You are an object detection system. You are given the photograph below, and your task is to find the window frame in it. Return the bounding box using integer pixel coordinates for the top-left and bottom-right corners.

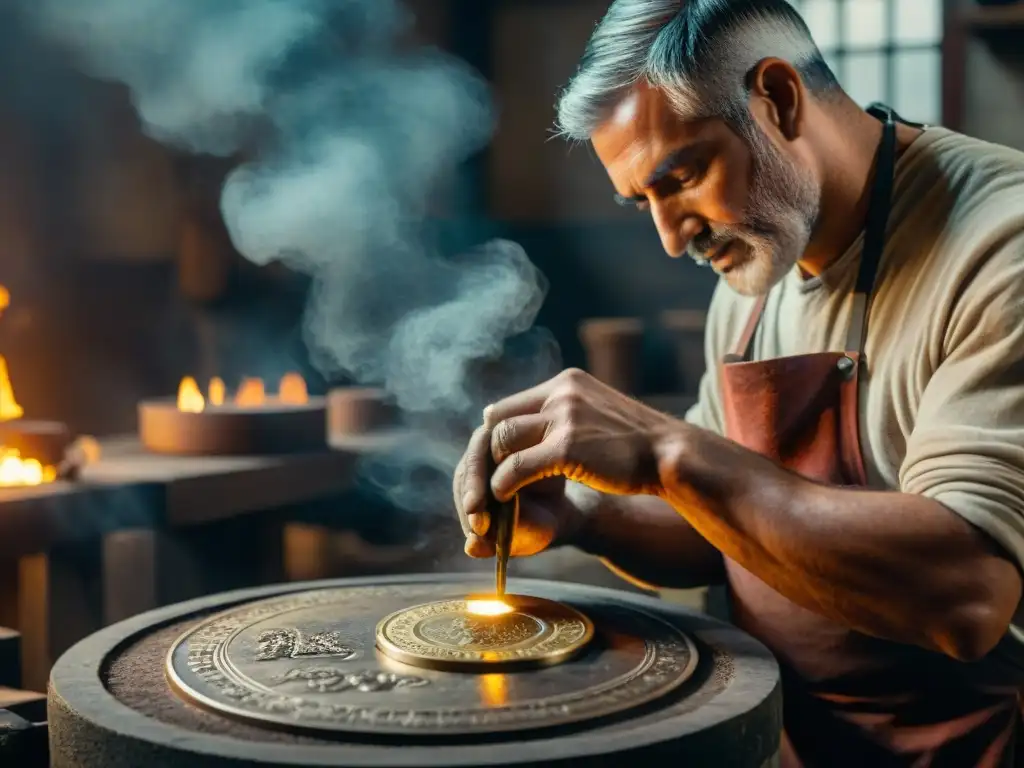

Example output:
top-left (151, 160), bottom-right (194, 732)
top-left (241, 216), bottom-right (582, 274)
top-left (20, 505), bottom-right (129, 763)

top-left (790, 0), bottom-right (944, 125)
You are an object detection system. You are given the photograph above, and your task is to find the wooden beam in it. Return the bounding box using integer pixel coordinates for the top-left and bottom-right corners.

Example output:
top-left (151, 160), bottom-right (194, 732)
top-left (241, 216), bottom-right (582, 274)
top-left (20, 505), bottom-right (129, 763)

top-left (0, 482), bottom-right (158, 562)
top-left (80, 438), bottom-right (357, 527)
top-left (103, 515), bottom-right (287, 626)
top-left (960, 4), bottom-right (1024, 31)
top-left (101, 530), bottom-right (163, 625)
top-left (18, 545), bottom-right (103, 692)
top-left (942, 0), bottom-right (967, 132)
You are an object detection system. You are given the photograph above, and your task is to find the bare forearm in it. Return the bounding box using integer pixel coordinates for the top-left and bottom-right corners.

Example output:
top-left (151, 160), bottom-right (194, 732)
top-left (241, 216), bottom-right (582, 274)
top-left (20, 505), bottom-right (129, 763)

top-left (564, 484), bottom-right (725, 591)
top-left (655, 431), bottom-right (1022, 660)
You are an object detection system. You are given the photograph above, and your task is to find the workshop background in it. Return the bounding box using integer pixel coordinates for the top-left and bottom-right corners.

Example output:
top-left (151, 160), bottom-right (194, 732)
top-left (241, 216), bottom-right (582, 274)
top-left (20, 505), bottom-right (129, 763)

top-left (0, 0), bottom-right (1018, 717)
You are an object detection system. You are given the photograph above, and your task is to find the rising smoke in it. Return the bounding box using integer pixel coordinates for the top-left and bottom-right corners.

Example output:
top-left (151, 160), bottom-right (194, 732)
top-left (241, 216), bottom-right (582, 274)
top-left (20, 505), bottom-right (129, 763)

top-left (20, 0), bottom-right (559, 512)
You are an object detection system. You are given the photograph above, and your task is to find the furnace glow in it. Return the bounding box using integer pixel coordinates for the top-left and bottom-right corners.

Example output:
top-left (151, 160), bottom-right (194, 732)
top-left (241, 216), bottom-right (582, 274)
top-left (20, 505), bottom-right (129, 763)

top-left (0, 286), bottom-right (57, 486)
top-left (0, 286), bottom-right (22, 422)
top-left (0, 449), bottom-right (56, 486)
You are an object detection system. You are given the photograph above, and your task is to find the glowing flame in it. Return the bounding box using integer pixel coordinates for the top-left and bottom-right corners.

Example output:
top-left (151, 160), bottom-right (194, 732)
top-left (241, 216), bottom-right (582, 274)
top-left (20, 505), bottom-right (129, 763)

top-left (0, 447), bottom-right (56, 487)
top-left (208, 377), bottom-right (225, 406)
top-left (278, 372), bottom-right (308, 405)
top-left (0, 357), bottom-right (23, 422)
top-left (177, 377), bottom-right (205, 413)
top-left (0, 285), bottom-right (55, 486)
top-left (176, 373), bottom-right (310, 410)
top-left (465, 600), bottom-right (513, 616)
top-left (235, 377), bottom-right (265, 406)
top-left (0, 286), bottom-right (23, 422)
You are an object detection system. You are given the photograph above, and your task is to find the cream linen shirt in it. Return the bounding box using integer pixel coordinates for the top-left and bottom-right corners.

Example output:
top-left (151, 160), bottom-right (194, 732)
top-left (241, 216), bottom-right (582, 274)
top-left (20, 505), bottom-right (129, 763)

top-left (686, 127), bottom-right (1024, 647)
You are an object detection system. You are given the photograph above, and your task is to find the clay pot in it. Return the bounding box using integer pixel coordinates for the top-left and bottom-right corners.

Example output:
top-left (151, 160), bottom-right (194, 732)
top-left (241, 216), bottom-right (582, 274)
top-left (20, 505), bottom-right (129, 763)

top-left (0, 419), bottom-right (71, 466)
top-left (578, 317), bottom-right (644, 395)
top-left (327, 387), bottom-right (398, 436)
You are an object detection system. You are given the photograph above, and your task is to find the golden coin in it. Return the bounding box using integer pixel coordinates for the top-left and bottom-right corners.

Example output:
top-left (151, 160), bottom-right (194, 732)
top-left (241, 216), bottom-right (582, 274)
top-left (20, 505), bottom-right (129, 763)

top-left (375, 594), bottom-right (594, 672)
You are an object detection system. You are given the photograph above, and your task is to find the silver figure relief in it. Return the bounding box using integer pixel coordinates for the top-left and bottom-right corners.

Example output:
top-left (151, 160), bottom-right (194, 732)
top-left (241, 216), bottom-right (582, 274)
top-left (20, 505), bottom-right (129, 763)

top-left (255, 628), bottom-right (356, 662)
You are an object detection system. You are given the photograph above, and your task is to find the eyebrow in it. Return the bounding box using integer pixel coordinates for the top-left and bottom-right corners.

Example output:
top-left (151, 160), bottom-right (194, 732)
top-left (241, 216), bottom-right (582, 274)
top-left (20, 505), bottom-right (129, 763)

top-left (613, 142), bottom-right (708, 206)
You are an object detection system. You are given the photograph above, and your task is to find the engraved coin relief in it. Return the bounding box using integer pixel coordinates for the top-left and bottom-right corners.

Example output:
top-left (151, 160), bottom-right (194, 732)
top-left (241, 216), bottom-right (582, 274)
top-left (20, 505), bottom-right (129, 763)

top-left (255, 628), bottom-right (355, 661)
top-left (273, 667), bottom-right (428, 694)
top-left (166, 584), bottom-right (699, 736)
top-left (417, 613), bottom-right (542, 649)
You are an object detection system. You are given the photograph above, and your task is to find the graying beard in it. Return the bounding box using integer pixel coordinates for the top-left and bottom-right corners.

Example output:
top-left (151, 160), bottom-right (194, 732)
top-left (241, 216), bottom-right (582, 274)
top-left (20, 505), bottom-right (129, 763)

top-left (693, 123), bottom-right (818, 295)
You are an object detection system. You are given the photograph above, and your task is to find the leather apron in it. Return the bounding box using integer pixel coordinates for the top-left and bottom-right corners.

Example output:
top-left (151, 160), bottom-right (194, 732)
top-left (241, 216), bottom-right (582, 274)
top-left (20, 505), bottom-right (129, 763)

top-left (719, 106), bottom-right (1022, 767)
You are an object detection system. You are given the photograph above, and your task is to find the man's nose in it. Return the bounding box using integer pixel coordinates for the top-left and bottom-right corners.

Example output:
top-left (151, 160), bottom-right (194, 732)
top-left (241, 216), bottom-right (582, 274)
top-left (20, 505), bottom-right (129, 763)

top-left (651, 202), bottom-right (702, 259)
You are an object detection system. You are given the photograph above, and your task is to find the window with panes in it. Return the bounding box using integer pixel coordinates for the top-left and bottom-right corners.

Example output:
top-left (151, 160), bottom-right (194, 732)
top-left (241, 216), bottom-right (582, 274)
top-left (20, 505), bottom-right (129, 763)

top-left (787, 0), bottom-right (944, 126)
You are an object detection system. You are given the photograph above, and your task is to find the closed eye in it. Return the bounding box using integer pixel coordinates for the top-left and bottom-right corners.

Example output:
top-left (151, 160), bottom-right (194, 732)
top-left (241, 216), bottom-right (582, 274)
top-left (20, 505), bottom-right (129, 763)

top-left (612, 144), bottom-right (711, 212)
top-left (618, 168), bottom-right (705, 213)
top-left (654, 162), bottom-right (707, 197)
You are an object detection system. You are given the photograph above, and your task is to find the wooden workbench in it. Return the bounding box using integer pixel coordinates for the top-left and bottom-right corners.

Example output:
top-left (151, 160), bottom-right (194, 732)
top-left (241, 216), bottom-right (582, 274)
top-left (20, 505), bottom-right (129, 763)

top-left (0, 433), bottom-right (402, 691)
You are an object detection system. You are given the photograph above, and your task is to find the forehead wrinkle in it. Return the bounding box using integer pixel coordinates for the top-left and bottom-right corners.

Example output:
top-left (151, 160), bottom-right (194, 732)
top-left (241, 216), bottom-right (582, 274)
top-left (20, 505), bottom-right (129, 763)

top-left (611, 140), bottom-right (655, 199)
top-left (625, 141), bottom-right (647, 171)
top-left (602, 141), bottom-right (646, 201)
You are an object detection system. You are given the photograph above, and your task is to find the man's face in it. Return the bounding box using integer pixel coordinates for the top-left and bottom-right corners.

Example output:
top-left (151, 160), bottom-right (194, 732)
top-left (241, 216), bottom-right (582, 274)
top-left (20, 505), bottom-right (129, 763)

top-left (591, 84), bottom-right (820, 296)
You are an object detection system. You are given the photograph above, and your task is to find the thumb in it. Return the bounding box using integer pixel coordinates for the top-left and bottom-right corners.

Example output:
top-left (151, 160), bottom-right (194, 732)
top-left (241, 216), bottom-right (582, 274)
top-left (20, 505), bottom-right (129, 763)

top-left (509, 500), bottom-right (559, 557)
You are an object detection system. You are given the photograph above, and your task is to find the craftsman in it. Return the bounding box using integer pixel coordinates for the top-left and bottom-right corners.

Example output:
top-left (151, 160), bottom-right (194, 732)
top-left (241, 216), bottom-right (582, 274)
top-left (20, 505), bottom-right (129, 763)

top-left (452, 1), bottom-right (1024, 765)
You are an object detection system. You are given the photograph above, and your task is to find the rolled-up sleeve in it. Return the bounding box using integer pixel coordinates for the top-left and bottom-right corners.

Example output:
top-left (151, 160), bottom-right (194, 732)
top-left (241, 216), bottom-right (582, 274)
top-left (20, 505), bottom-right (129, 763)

top-left (900, 237), bottom-right (1024, 576)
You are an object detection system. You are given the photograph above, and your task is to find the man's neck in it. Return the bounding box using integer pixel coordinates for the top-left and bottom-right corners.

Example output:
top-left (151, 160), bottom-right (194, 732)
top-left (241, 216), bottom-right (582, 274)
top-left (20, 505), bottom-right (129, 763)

top-left (798, 107), bottom-right (923, 277)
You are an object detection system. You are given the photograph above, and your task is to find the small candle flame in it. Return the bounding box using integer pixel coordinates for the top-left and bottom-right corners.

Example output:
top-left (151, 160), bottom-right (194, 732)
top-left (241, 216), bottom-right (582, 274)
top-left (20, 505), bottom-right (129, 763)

top-left (278, 372), bottom-right (308, 405)
top-left (177, 376), bottom-right (204, 413)
top-left (208, 377), bottom-right (226, 406)
top-left (234, 377), bottom-right (265, 407)
top-left (465, 599), bottom-right (513, 616)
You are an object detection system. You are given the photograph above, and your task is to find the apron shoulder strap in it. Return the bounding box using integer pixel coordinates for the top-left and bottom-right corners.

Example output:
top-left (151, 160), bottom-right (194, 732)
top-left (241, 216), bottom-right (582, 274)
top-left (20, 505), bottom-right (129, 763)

top-left (846, 106), bottom-right (898, 354)
top-left (730, 295), bottom-right (767, 361)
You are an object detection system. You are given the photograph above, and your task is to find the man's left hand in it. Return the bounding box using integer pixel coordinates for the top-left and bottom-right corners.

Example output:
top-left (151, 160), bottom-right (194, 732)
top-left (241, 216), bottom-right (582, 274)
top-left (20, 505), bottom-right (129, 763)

top-left (483, 368), bottom-right (679, 500)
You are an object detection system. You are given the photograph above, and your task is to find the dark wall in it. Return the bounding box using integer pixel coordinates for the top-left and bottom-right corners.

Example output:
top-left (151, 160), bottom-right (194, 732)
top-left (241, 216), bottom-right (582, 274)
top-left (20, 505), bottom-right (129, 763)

top-left (952, 0), bottom-right (1024, 151)
top-left (0, 0), bottom-right (714, 438)
top-left (0, 8), bottom-right (186, 435)
top-left (0, 6), bottom-right (322, 436)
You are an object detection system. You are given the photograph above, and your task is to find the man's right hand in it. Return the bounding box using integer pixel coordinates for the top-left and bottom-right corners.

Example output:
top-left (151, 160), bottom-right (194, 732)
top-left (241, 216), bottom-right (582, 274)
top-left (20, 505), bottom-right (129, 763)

top-left (452, 424), bottom-right (587, 559)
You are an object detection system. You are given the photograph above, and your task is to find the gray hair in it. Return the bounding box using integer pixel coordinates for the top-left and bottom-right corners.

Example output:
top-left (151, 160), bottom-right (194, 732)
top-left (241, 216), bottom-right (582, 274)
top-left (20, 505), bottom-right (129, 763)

top-left (556, 0), bottom-right (840, 140)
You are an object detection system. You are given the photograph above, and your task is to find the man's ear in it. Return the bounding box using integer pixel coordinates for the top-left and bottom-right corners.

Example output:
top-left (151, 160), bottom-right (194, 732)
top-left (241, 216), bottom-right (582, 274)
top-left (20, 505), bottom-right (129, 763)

top-left (746, 58), bottom-right (804, 141)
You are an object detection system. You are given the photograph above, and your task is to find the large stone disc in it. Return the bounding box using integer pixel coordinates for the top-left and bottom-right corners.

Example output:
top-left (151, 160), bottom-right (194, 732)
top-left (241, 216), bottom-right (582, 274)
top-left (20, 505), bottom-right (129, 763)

top-left (166, 584), bottom-right (695, 735)
top-left (48, 575), bottom-right (783, 768)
